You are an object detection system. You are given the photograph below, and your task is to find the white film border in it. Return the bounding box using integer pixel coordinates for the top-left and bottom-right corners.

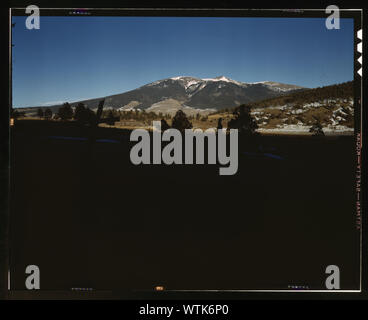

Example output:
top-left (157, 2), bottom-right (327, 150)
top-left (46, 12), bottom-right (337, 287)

top-left (357, 29), bottom-right (362, 76)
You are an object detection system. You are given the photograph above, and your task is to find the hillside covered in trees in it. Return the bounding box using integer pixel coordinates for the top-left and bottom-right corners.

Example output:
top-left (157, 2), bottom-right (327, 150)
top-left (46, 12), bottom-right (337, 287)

top-left (210, 81), bottom-right (354, 134)
top-left (247, 81), bottom-right (353, 108)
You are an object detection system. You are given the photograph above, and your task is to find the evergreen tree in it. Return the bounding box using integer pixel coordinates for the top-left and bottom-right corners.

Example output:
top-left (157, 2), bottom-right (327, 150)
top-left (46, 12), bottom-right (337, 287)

top-left (58, 103), bottom-right (73, 120)
top-left (227, 104), bottom-right (258, 135)
top-left (11, 108), bottom-right (22, 119)
top-left (309, 121), bottom-right (325, 136)
top-left (106, 110), bottom-right (116, 126)
top-left (171, 110), bottom-right (192, 131)
top-left (74, 103), bottom-right (86, 122)
top-left (85, 108), bottom-right (97, 126)
top-left (160, 118), bottom-right (170, 131)
top-left (44, 108), bottom-right (52, 120)
top-left (217, 117), bottom-right (223, 130)
top-left (37, 108), bottom-right (44, 118)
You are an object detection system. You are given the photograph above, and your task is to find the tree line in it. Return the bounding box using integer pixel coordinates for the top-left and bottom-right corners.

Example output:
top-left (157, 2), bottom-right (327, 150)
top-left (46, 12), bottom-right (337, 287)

top-left (249, 81), bottom-right (353, 108)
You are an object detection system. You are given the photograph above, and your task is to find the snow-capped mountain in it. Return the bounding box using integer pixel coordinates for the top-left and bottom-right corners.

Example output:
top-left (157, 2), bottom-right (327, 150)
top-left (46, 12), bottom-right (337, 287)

top-left (147, 76), bottom-right (302, 97)
top-left (29, 76), bottom-right (305, 112)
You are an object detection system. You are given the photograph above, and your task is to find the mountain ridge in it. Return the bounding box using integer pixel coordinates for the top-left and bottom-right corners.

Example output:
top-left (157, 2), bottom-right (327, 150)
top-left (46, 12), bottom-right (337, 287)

top-left (18, 76), bottom-right (306, 112)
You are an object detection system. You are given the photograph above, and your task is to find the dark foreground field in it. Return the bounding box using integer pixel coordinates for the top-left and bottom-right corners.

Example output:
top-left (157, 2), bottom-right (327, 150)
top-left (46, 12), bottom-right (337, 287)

top-left (9, 120), bottom-right (360, 295)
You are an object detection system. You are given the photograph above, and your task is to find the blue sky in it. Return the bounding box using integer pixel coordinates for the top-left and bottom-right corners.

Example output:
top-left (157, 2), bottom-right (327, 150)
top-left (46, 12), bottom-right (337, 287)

top-left (12, 16), bottom-right (354, 107)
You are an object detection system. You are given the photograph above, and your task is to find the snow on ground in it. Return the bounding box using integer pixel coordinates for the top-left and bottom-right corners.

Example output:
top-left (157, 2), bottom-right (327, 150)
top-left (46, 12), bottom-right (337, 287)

top-left (257, 124), bottom-right (353, 135)
top-left (323, 125), bottom-right (354, 133)
top-left (203, 76), bottom-right (231, 82)
top-left (202, 76), bottom-right (245, 86)
top-left (333, 107), bottom-right (348, 116)
top-left (183, 80), bottom-right (201, 90)
top-left (290, 109), bottom-right (305, 114)
top-left (303, 102), bottom-right (323, 108)
top-left (257, 125), bottom-right (310, 133)
top-left (251, 98), bottom-right (354, 135)
top-left (248, 81), bottom-right (268, 84)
